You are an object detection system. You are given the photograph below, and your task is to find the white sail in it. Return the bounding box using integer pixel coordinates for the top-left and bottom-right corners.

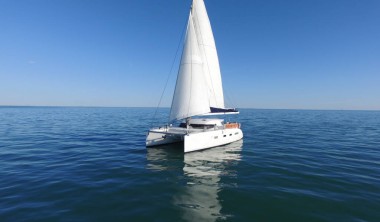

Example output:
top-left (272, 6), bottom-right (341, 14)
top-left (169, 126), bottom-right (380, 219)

top-left (146, 0), bottom-right (243, 152)
top-left (169, 13), bottom-right (210, 122)
top-left (192, 0), bottom-right (225, 108)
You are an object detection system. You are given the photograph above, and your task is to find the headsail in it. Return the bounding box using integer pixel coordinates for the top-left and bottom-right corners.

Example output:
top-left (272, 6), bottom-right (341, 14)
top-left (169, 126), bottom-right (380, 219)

top-left (192, 0), bottom-right (225, 109)
top-left (169, 13), bottom-right (210, 122)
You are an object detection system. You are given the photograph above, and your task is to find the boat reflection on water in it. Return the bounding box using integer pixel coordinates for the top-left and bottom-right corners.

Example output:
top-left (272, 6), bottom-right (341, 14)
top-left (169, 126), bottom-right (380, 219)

top-left (183, 140), bottom-right (243, 177)
top-left (146, 140), bottom-right (243, 221)
top-left (146, 143), bottom-right (185, 171)
top-left (176, 140), bottom-right (243, 221)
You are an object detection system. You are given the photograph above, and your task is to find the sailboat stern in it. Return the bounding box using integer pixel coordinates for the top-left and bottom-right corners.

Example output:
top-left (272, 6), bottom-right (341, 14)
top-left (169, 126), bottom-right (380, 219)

top-left (146, 127), bottom-right (184, 147)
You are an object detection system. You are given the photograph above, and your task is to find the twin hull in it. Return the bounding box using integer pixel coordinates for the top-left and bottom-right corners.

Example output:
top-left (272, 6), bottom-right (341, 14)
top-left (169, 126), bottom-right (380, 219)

top-left (146, 128), bottom-right (243, 153)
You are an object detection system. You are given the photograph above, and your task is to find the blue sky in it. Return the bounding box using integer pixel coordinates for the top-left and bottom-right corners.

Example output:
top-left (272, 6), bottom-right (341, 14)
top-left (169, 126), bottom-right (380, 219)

top-left (1, 0), bottom-right (379, 110)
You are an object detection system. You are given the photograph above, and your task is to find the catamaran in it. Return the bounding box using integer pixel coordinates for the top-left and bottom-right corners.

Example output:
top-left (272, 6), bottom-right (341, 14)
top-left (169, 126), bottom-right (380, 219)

top-left (146, 0), bottom-right (243, 152)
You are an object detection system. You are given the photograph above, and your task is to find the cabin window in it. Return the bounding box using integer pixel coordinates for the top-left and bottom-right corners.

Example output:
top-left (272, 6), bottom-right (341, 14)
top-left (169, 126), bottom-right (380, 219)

top-left (229, 134), bottom-right (232, 136)
top-left (235, 132), bottom-right (239, 135)
top-left (189, 124), bottom-right (215, 129)
top-left (223, 135), bottom-right (226, 137)
top-left (214, 136), bottom-right (218, 139)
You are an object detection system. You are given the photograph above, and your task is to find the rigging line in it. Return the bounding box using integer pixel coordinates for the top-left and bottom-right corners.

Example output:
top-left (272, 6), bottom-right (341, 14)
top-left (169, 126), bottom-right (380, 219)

top-left (169, 11), bottom-right (191, 123)
top-left (224, 87), bottom-right (237, 109)
top-left (150, 16), bottom-right (188, 127)
top-left (187, 12), bottom-right (193, 122)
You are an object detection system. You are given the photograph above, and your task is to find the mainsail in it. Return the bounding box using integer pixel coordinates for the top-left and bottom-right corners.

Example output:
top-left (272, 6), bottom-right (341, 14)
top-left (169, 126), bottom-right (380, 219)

top-left (170, 13), bottom-right (210, 121)
top-left (191, 0), bottom-right (224, 109)
top-left (170, 0), bottom-right (237, 122)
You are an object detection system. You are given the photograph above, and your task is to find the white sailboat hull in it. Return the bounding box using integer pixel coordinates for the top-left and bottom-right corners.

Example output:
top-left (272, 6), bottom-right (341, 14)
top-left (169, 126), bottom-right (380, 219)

top-left (146, 127), bottom-right (243, 153)
top-left (184, 128), bottom-right (243, 152)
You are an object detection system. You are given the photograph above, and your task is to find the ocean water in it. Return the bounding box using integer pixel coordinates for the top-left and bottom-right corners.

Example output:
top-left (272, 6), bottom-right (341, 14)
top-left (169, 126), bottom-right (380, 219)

top-left (0, 107), bottom-right (379, 222)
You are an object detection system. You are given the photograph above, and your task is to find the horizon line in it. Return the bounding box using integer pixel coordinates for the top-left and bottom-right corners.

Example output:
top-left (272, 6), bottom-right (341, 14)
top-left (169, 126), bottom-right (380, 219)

top-left (0, 105), bottom-right (379, 112)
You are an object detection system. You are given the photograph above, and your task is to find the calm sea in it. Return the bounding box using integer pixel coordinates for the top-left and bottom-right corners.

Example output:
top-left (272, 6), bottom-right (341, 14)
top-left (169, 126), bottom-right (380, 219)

top-left (0, 107), bottom-right (379, 222)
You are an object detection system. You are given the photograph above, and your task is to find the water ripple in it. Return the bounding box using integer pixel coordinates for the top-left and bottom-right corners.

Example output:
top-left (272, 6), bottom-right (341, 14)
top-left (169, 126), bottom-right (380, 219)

top-left (0, 107), bottom-right (379, 221)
